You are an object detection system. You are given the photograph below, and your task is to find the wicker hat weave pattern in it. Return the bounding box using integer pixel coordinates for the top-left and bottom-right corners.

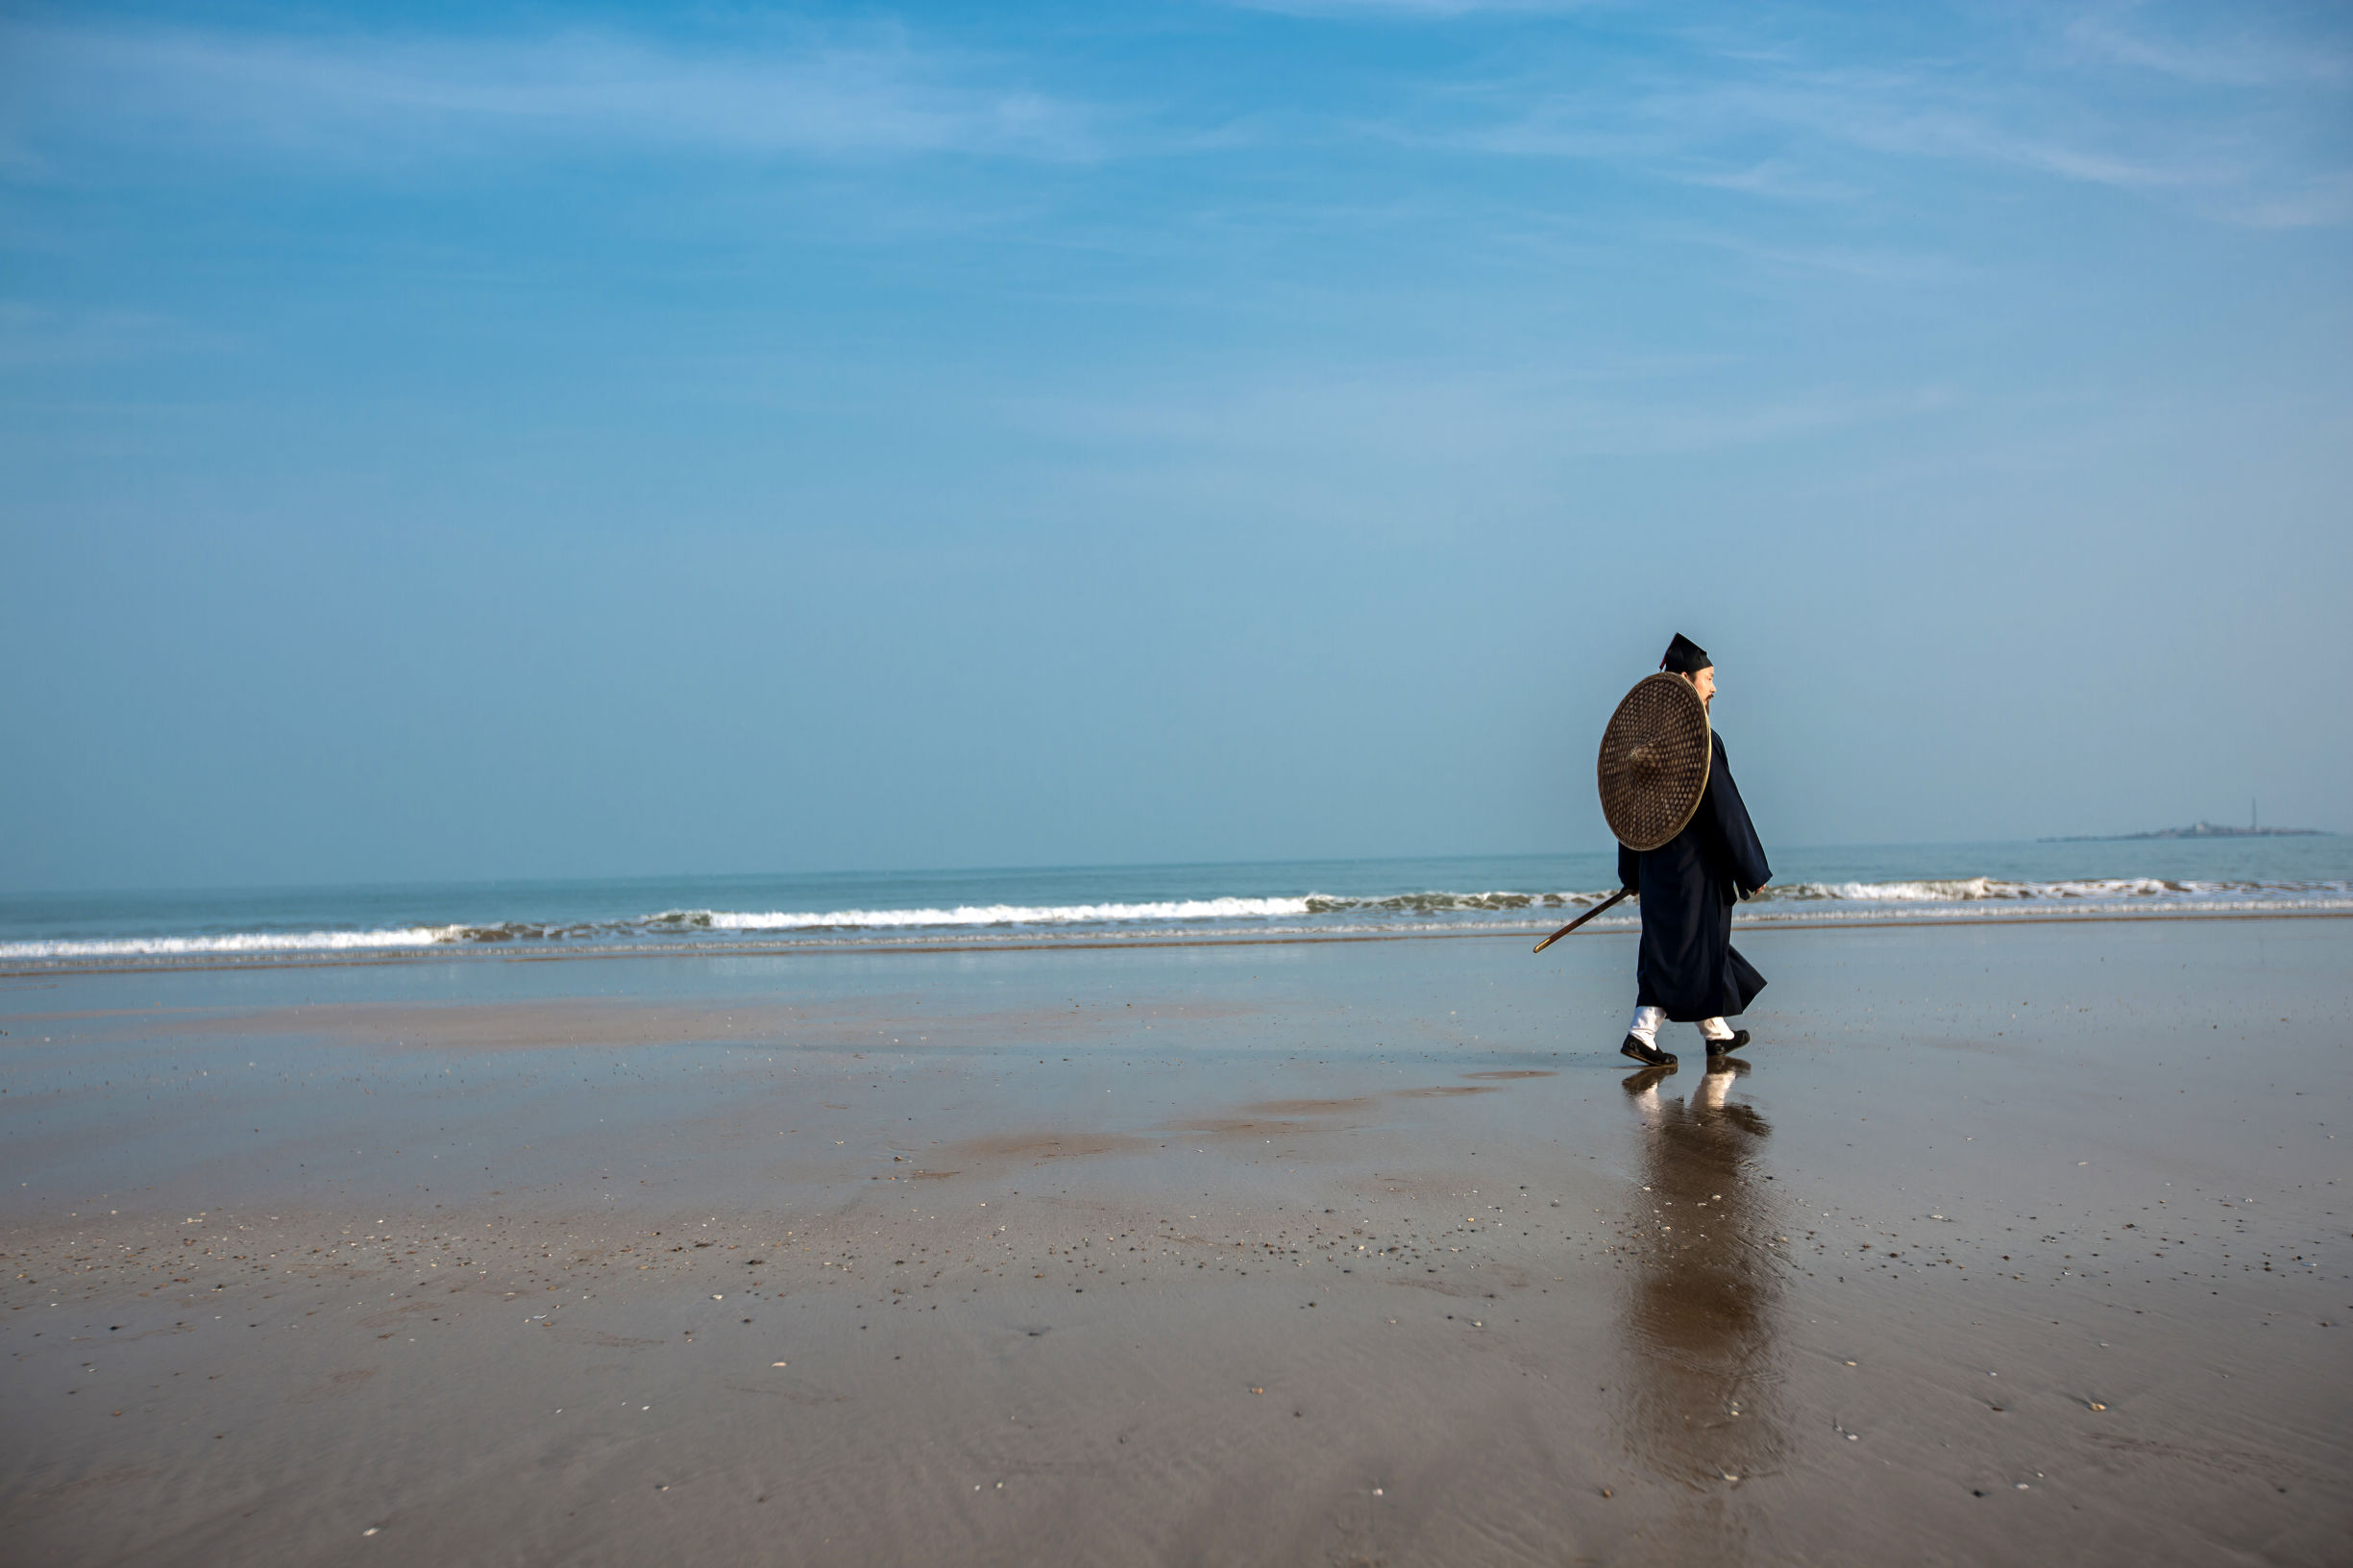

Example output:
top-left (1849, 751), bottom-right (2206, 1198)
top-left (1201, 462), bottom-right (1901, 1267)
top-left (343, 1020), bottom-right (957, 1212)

top-left (1597, 673), bottom-right (1712, 851)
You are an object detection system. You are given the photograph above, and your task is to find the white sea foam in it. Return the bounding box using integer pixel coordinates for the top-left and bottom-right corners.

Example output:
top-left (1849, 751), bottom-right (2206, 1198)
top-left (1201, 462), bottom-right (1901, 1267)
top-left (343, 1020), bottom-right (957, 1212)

top-left (1760, 877), bottom-right (2350, 904)
top-left (691, 896), bottom-right (1314, 931)
top-left (4, 876), bottom-right (2345, 965)
top-left (1738, 893), bottom-right (2353, 920)
top-left (1766, 877), bottom-right (2209, 902)
top-left (0, 926), bottom-right (463, 960)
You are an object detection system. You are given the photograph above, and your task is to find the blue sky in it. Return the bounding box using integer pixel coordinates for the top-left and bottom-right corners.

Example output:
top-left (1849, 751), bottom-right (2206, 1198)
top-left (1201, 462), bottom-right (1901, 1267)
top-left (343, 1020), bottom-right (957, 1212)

top-left (3, 1), bottom-right (2348, 890)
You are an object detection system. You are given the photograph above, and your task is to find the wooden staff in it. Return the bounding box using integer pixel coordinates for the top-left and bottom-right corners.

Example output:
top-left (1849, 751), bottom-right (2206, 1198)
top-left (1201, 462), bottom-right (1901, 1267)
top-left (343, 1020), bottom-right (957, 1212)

top-left (1532, 888), bottom-right (1631, 954)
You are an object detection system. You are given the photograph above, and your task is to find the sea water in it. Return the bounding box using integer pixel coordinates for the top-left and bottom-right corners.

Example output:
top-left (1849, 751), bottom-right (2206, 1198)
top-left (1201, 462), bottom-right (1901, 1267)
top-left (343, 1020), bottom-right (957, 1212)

top-left (2, 838), bottom-right (2346, 968)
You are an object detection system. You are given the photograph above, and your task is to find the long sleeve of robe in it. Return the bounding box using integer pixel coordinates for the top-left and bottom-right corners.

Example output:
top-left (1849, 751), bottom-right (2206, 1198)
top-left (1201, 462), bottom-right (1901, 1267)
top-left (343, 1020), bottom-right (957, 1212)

top-left (1615, 730), bottom-right (1772, 1022)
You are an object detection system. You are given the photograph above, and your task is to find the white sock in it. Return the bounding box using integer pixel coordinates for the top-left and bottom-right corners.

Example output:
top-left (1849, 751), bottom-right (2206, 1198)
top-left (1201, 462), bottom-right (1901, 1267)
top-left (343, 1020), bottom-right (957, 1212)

top-left (1627, 1006), bottom-right (1665, 1046)
top-left (1699, 1017), bottom-right (1734, 1042)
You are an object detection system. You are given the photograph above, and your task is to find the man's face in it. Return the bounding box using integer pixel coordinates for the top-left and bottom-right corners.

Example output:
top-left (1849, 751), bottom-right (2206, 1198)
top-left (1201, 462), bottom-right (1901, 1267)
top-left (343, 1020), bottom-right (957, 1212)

top-left (1691, 666), bottom-right (1716, 709)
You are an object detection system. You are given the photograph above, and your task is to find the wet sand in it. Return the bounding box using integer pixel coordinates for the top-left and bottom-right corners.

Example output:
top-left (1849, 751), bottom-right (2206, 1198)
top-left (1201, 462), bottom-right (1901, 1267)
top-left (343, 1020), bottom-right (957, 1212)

top-left (3, 919), bottom-right (2347, 1565)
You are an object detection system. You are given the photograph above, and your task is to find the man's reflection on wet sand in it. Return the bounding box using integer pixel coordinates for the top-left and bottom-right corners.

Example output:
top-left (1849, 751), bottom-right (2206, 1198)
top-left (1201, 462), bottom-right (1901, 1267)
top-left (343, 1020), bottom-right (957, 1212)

top-left (1612, 1062), bottom-right (1789, 1488)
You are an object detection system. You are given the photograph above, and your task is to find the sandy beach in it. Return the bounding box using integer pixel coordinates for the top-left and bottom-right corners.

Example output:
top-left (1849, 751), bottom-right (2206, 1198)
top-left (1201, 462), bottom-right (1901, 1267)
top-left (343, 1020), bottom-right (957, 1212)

top-left (3, 917), bottom-right (2347, 1565)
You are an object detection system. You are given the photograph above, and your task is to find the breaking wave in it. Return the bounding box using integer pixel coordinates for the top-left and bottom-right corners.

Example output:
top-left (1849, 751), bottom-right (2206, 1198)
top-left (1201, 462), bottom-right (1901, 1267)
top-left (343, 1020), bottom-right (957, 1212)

top-left (4, 877), bottom-right (2346, 965)
top-left (1758, 876), bottom-right (2254, 902)
top-left (0, 926), bottom-right (464, 960)
top-left (693, 896), bottom-right (1313, 930)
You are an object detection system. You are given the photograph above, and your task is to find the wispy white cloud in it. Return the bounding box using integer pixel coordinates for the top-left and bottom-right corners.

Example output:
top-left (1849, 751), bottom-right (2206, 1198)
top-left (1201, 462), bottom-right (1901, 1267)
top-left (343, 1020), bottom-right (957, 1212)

top-left (1668, 229), bottom-right (1971, 286)
top-left (5, 8), bottom-right (2340, 234)
top-left (1002, 364), bottom-right (1956, 464)
top-left (2225, 168), bottom-right (2353, 229)
top-left (0, 19), bottom-right (1101, 168)
top-left (0, 301), bottom-right (235, 368)
top-left (1677, 158), bottom-right (1859, 204)
top-left (1224, 0), bottom-right (1599, 17)
top-left (1383, 30), bottom-right (2346, 228)
top-left (2064, 2), bottom-right (2353, 87)
top-left (1693, 72), bottom-right (2215, 192)
top-left (1204, 2), bottom-right (2345, 228)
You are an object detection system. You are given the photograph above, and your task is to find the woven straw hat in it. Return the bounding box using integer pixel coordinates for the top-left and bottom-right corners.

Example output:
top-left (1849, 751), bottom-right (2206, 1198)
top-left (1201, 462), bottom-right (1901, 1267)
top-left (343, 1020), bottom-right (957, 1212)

top-left (1597, 673), bottom-right (1712, 851)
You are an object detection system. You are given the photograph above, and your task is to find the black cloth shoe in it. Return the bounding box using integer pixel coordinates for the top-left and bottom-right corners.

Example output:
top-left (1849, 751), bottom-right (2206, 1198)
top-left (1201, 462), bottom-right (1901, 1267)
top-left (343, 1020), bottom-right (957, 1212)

top-left (1620, 1035), bottom-right (1678, 1068)
top-left (1704, 1029), bottom-right (1752, 1058)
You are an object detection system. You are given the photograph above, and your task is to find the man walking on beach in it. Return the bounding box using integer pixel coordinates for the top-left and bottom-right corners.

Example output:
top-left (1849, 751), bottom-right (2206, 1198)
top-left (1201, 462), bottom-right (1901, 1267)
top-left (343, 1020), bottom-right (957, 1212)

top-left (1618, 634), bottom-right (1772, 1068)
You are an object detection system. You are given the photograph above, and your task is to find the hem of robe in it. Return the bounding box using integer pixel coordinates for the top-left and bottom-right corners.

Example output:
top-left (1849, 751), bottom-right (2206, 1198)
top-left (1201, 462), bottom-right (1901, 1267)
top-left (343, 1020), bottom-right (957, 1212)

top-left (1636, 946), bottom-right (1767, 1023)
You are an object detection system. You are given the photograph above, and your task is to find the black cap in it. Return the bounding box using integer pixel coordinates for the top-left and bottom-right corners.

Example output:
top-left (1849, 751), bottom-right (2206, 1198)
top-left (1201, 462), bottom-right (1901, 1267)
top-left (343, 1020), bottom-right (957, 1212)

top-left (1659, 633), bottom-right (1711, 675)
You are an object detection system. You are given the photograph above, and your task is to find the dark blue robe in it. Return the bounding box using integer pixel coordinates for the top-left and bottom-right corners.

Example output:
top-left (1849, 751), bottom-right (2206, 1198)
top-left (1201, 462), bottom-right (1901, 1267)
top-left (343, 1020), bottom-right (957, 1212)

top-left (1616, 731), bottom-right (1771, 1022)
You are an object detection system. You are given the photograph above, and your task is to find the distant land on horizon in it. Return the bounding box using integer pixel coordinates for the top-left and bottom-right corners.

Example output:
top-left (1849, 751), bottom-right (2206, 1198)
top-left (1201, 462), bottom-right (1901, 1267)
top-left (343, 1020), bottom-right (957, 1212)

top-left (2040, 821), bottom-right (2329, 844)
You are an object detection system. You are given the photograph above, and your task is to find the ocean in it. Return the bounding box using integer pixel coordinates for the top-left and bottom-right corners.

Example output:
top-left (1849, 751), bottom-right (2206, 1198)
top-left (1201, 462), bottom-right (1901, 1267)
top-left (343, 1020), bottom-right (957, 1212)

top-left (2, 837), bottom-right (2345, 971)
